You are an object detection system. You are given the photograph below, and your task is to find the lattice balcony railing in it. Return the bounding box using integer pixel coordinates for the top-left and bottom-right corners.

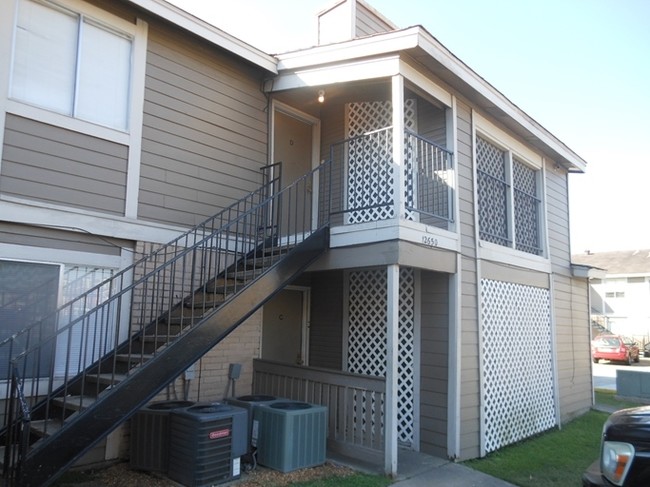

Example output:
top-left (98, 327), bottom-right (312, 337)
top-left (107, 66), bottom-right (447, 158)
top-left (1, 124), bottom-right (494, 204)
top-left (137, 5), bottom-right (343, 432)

top-left (325, 127), bottom-right (454, 228)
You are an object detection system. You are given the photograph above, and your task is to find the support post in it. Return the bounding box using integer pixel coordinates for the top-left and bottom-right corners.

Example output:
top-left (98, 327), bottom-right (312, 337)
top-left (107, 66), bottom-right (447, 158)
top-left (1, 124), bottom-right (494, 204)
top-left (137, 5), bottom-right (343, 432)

top-left (385, 264), bottom-right (399, 476)
top-left (391, 74), bottom-right (405, 220)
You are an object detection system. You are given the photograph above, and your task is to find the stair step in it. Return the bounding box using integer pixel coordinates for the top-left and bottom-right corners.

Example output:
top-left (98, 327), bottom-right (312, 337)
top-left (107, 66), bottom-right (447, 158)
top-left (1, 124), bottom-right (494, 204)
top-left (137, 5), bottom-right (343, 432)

top-left (218, 267), bottom-right (266, 282)
top-left (85, 373), bottom-right (127, 385)
top-left (52, 395), bottom-right (96, 412)
top-left (31, 419), bottom-right (64, 438)
top-left (184, 293), bottom-right (227, 308)
top-left (115, 353), bottom-right (154, 364)
top-left (238, 253), bottom-right (284, 269)
top-left (164, 309), bottom-right (211, 326)
top-left (141, 335), bottom-right (176, 344)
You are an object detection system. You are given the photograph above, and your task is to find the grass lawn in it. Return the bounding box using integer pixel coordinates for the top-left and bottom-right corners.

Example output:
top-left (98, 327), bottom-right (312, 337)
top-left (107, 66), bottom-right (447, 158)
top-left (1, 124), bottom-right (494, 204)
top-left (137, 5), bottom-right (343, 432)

top-left (465, 391), bottom-right (650, 487)
top-left (464, 410), bottom-right (608, 486)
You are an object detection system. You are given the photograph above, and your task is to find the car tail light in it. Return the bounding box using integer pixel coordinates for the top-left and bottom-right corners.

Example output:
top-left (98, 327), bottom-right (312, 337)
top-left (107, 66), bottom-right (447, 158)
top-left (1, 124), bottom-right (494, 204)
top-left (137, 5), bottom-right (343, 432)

top-left (601, 441), bottom-right (634, 486)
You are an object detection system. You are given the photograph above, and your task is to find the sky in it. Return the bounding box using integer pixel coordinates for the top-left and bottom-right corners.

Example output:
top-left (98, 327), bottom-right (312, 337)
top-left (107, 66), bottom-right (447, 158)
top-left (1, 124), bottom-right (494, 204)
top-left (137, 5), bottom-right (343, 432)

top-left (169, 0), bottom-right (650, 255)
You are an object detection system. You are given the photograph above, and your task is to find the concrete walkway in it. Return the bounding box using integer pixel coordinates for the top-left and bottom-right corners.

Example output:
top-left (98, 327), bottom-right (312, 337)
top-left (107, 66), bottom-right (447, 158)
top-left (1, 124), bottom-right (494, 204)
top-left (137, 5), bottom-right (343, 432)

top-left (330, 450), bottom-right (516, 487)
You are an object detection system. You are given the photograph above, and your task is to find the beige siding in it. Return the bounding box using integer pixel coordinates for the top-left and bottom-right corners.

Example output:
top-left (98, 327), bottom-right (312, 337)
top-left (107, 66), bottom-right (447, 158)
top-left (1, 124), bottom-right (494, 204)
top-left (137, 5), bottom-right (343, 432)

top-left (138, 24), bottom-right (268, 227)
top-left (554, 274), bottom-right (592, 420)
top-left (545, 160), bottom-right (572, 271)
top-left (1, 115), bottom-right (128, 215)
top-left (455, 100), bottom-right (482, 460)
top-left (544, 156), bottom-right (592, 419)
top-left (355, 3), bottom-right (394, 37)
top-left (420, 271), bottom-right (449, 457)
top-left (416, 95), bottom-right (447, 148)
top-left (0, 222), bottom-right (127, 256)
top-left (309, 271), bottom-right (344, 370)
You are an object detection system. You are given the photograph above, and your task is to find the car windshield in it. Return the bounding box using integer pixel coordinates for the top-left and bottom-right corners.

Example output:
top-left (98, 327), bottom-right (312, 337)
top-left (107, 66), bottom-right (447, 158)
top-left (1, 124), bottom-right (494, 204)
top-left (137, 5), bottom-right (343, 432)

top-left (596, 337), bottom-right (620, 346)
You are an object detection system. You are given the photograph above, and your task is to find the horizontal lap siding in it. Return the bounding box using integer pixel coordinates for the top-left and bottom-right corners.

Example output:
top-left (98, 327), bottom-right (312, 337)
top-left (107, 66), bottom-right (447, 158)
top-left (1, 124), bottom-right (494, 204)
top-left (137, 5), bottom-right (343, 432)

top-left (355, 4), bottom-right (393, 36)
top-left (456, 101), bottom-right (481, 460)
top-left (420, 271), bottom-right (449, 457)
top-left (546, 162), bottom-right (572, 271)
top-left (417, 98), bottom-right (447, 148)
top-left (1, 115), bottom-right (127, 215)
top-left (0, 222), bottom-right (126, 256)
top-left (554, 275), bottom-right (592, 420)
top-left (545, 161), bottom-right (592, 419)
top-left (139, 25), bottom-right (268, 227)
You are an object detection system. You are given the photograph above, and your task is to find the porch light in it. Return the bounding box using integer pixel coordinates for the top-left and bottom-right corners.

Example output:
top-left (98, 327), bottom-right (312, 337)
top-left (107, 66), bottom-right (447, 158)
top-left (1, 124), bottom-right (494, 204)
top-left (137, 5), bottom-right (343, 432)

top-left (317, 89), bottom-right (325, 103)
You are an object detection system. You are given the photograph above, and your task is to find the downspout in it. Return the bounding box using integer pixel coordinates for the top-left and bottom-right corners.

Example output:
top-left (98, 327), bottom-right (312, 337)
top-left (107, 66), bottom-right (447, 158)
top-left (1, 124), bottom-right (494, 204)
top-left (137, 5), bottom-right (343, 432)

top-left (470, 108), bottom-right (487, 458)
top-left (447, 95), bottom-right (462, 461)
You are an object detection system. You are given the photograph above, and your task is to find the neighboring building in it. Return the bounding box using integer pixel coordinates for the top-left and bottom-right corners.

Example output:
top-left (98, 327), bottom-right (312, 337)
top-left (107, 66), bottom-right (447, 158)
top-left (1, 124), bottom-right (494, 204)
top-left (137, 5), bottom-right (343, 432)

top-left (573, 250), bottom-right (650, 342)
top-left (0, 0), bottom-right (593, 484)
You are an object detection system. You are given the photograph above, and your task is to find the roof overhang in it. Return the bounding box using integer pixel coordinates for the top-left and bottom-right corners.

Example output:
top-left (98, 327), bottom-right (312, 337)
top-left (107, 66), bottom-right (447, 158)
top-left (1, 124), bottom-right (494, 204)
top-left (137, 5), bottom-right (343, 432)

top-left (275, 26), bottom-right (587, 172)
top-left (126, 0), bottom-right (278, 73)
top-left (571, 264), bottom-right (607, 279)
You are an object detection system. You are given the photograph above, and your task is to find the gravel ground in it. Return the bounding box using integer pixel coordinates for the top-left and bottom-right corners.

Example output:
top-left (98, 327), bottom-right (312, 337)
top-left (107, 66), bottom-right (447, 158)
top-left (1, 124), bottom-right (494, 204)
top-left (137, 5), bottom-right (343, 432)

top-left (55, 460), bottom-right (356, 487)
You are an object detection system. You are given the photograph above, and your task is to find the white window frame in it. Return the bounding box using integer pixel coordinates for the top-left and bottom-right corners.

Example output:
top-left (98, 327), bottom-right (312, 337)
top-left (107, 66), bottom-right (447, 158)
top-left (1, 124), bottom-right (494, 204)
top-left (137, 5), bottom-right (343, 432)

top-left (473, 112), bottom-right (549, 271)
top-left (1, 0), bottom-right (147, 219)
top-left (7, 0), bottom-right (143, 141)
top-left (0, 243), bottom-right (132, 394)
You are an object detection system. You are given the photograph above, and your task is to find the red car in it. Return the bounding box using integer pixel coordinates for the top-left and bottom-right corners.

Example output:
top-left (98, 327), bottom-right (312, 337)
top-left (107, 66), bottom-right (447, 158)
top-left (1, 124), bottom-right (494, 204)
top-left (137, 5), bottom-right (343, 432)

top-left (592, 335), bottom-right (640, 365)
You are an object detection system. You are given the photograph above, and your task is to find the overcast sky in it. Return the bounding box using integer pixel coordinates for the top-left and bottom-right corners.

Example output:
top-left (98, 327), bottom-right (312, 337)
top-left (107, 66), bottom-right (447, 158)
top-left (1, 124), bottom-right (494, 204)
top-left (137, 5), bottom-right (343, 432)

top-left (170, 0), bottom-right (650, 254)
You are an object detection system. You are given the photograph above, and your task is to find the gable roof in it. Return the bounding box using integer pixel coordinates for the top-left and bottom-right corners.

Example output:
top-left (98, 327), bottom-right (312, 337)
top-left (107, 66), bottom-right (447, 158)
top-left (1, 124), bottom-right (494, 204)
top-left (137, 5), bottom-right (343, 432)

top-left (572, 250), bottom-right (650, 275)
top-left (275, 25), bottom-right (588, 172)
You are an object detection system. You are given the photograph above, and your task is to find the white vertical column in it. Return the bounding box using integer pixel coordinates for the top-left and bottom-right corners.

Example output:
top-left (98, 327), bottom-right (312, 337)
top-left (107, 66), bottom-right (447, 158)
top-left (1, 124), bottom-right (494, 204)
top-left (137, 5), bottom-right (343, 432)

top-left (392, 74), bottom-right (405, 221)
top-left (385, 264), bottom-right (399, 476)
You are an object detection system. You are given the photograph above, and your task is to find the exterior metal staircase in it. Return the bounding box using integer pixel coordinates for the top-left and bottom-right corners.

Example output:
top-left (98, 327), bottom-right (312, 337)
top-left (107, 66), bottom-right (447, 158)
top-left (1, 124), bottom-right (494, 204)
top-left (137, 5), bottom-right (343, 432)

top-left (0, 162), bottom-right (330, 486)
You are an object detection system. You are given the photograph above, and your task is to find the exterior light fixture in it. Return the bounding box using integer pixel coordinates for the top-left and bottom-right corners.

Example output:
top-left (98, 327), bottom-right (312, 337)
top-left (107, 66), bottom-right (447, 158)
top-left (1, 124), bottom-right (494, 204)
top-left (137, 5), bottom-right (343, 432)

top-left (317, 89), bottom-right (325, 103)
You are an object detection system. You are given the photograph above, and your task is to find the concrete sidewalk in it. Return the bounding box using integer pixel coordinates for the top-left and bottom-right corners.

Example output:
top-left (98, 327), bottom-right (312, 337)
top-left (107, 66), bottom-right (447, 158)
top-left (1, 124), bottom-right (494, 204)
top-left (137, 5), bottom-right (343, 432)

top-left (331, 450), bottom-right (516, 487)
top-left (392, 460), bottom-right (516, 487)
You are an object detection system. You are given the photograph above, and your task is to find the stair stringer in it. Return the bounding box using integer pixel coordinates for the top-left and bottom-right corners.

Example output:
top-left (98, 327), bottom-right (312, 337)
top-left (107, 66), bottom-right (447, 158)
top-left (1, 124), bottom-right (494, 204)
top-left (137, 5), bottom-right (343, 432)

top-left (19, 226), bottom-right (329, 487)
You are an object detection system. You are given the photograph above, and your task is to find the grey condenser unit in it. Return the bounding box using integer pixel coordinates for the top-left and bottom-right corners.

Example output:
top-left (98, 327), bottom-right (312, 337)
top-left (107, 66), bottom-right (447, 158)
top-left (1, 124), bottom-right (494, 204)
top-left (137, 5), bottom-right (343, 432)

top-left (168, 403), bottom-right (247, 487)
top-left (224, 394), bottom-right (281, 449)
top-left (130, 399), bottom-right (195, 472)
top-left (253, 401), bottom-right (327, 472)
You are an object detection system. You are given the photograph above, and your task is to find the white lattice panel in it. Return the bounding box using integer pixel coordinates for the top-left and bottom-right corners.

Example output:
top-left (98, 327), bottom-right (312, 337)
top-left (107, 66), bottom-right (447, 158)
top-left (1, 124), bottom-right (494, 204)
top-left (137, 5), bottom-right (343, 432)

top-left (348, 269), bottom-right (388, 376)
top-left (346, 101), bottom-right (417, 223)
top-left (480, 279), bottom-right (555, 453)
top-left (347, 268), bottom-right (416, 446)
top-left (398, 267), bottom-right (415, 445)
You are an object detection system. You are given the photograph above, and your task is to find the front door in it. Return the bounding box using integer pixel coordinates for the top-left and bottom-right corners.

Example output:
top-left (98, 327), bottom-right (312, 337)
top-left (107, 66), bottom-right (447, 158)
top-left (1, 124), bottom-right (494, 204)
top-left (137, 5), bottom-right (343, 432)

top-left (262, 289), bottom-right (307, 365)
top-left (273, 109), bottom-right (315, 237)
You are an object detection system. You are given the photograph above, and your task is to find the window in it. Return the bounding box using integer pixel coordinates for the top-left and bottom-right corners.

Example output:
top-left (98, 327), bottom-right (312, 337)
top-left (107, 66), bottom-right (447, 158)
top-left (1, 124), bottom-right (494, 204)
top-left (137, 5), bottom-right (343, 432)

top-left (627, 277), bottom-right (645, 284)
top-left (605, 291), bottom-right (625, 299)
top-left (476, 135), bottom-right (543, 255)
top-left (0, 259), bottom-right (116, 380)
top-left (11, 0), bottom-right (132, 131)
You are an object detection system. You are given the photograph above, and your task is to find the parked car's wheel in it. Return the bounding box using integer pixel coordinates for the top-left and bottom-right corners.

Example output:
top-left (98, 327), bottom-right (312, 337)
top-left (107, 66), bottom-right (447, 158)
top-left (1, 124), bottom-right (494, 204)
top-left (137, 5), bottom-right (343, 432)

top-left (627, 354), bottom-right (634, 366)
top-left (635, 354), bottom-right (640, 363)
top-left (593, 358), bottom-right (599, 364)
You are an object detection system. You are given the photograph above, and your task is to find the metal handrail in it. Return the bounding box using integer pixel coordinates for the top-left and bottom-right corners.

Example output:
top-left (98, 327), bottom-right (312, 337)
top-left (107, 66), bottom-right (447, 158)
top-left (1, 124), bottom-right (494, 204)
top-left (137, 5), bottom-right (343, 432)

top-left (327, 127), bottom-right (454, 226)
top-left (3, 367), bottom-right (31, 483)
top-left (0, 160), bottom-right (331, 468)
